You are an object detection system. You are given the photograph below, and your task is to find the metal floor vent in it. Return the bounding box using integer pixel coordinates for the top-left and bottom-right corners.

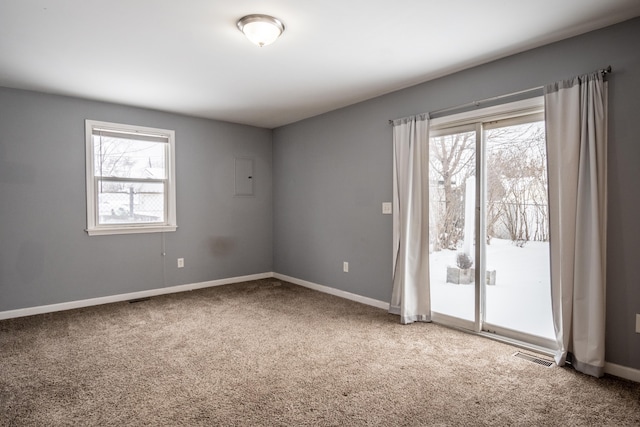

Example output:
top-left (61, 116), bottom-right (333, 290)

top-left (513, 351), bottom-right (554, 367)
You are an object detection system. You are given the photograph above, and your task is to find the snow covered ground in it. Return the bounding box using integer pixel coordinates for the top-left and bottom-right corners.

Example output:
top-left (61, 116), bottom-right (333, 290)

top-left (430, 238), bottom-right (554, 339)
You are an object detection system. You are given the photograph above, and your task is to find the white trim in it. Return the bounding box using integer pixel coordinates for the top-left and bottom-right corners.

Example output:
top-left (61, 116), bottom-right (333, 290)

top-left (0, 272), bottom-right (273, 320)
top-left (273, 273), bottom-right (390, 310)
top-left (86, 225), bottom-right (177, 236)
top-left (605, 362), bottom-right (640, 383)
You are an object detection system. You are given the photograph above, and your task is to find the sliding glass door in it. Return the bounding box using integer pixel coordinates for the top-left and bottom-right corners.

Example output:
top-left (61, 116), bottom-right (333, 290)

top-left (483, 117), bottom-right (554, 343)
top-left (428, 99), bottom-right (554, 347)
top-left (428, 125), bottom-right (477, 327)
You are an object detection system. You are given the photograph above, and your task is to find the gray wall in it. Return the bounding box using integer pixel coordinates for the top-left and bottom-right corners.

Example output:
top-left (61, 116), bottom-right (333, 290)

top-left (273, 18), bottom-right (640, 369)
top-left (1, 18), bottom-right (638, 371)
top-left (0, 88), bottom-right (273, 311)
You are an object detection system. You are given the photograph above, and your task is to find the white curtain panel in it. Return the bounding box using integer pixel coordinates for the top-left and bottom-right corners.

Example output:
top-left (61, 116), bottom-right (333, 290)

top-left (544, 72), bottom-right (608, 377)
top-left (389, 114), bottom-right (431, 324)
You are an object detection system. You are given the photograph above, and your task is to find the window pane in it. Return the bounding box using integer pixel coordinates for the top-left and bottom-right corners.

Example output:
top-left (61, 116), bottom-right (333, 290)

top-left (484, 120), bottom-right (553, 339)
top-left (97, 180), bottom-right (165, 225)
top-left (93, 135), bottom-right (166, 179)
top-left (429, 129), bottom-right (476, 321)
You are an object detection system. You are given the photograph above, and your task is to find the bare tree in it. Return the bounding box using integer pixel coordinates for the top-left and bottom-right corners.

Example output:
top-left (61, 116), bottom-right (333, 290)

top-left (486, 159), bottom-right (506, 244)
top-left (429, 131), bottom-right (475, 250)
top-left (485, 123), bottom-right (548, 244)
top-left (94, 135), bottom-right (165, 220)
top-left (429, 121), bottom-right (548, 253)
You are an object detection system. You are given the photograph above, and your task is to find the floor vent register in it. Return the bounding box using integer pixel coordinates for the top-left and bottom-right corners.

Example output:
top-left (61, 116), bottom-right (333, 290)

top-left (513, 351), bottom-right (554, 367)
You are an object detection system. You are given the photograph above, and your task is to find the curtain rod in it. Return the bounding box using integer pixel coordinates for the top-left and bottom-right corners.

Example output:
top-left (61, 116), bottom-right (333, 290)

top-left (388, 65), bottom-right (612, 124)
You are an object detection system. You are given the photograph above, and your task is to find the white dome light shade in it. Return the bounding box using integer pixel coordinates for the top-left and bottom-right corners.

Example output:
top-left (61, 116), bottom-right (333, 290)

top-left (237, 14), bottom-right (285, 47)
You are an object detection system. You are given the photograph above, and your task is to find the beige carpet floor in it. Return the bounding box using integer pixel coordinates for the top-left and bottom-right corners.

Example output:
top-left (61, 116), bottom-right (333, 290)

top-left (1, 279), bottom-right (639, 426)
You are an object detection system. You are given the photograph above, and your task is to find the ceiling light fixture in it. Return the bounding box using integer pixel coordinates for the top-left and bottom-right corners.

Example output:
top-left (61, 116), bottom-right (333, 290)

top-left (237, 14), bottom-right (285, 47)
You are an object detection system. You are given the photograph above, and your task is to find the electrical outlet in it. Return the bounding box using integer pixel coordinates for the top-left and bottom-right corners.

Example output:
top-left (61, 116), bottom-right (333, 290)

top-left (636, 314), bottom-right (640, 333)
top-left (343, 262), bottom-right (349, 273)
top-left (177, 258), bottom-right (184, 268)
top-left (382, 202), bottom-right (392, 214)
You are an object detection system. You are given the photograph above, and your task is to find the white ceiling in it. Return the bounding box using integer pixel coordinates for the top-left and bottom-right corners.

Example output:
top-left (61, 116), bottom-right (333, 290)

top-left (1, 1), bottom-right (640, 129)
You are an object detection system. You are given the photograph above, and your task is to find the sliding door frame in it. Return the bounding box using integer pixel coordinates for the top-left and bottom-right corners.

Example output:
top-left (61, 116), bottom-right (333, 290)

top-left (475, 121), bottom-right (486, 334)
top-left (429, 97), bottom-right (556, 351)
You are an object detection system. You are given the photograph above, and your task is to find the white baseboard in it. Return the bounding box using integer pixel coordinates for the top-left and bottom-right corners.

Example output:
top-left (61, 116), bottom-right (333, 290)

top-left (0, 272), bottom-right (274, 320)
top-left (605, 362), bottom-right (640, 383)
top-left (273, 273), bottom-right (390, 310)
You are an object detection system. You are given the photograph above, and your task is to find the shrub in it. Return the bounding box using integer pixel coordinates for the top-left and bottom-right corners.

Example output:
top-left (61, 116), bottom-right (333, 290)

top-left (513, 238), bottom-right (527, 248)
top-left (456, 252), bottom-right (473, 269)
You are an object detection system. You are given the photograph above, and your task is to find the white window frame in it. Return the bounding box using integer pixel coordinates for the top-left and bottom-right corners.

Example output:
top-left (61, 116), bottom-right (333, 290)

top-left (85, 120), bottom-right (177, 236)
top-left (429, 96), bottom-right (544, 130)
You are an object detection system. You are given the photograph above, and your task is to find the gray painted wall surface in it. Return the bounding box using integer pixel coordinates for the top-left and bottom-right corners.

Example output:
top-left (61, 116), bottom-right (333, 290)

top-left (1, 18), bottom-right (639, 372)
top-left (0, 88), bottom-right (273, 311)
top-left (273, 18), bottom-right (640, 369)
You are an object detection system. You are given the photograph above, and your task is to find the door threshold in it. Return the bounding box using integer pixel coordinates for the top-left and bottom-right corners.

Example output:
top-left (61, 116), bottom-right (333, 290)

top-left (477, 330), bottom-right (556, 358)
top-left (430, 312), bottom-right (556, 359)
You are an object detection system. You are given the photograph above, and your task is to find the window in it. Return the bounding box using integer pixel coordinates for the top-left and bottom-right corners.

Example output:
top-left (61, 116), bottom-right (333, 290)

top-left (85, 120), bottom-right (177, 236)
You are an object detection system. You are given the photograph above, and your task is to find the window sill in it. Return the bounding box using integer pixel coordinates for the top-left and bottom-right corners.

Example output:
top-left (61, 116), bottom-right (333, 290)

top-left (86, 225), bottom-right (177, 236)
